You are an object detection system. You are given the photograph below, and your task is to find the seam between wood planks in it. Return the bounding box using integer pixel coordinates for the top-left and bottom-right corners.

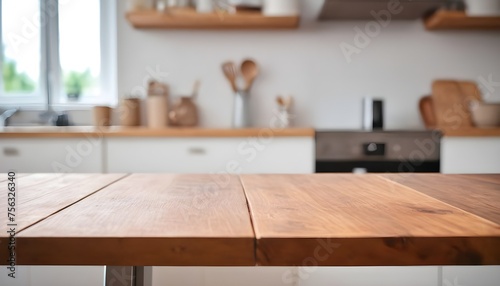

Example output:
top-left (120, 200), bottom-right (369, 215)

top-left (16, 173), bottom-right (131, 235)
top-left (376, 175), bottom-right (500, 228)
top-left (238, 175), bottom-right (258, 266)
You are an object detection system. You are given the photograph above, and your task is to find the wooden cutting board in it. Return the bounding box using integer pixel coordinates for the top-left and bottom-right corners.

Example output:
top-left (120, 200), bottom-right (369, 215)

top-left (432, 80), bottom-right (482, 128)
top-left (419, 95), bottom-right (436, 129)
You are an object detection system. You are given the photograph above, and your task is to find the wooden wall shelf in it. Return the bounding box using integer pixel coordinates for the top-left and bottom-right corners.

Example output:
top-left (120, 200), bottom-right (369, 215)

top-left (126, 8), bottom-right (300, 30)
top-left (425, 10), bottom-right (500, 30)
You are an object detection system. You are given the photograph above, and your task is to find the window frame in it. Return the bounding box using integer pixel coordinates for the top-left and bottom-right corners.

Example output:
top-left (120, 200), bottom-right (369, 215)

top-left (0, 0), bottom-right (117, 109)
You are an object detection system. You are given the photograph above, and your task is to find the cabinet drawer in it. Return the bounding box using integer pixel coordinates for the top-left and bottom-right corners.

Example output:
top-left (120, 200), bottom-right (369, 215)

top-left (106, 138), bottom-right (235, 173)
top-left (106, 137), bottom-right (314, 174)
top-left (0, 138), bottom-right (103, 173)
top-left (441, 137), bottom-right (500, 174)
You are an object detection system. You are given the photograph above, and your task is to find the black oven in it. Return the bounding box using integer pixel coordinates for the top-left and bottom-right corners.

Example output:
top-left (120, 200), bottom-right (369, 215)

top-left (315, 131), bottom-right (441, 173)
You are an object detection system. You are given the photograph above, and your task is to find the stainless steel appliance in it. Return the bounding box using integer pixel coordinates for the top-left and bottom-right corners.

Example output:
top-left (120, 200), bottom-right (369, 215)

top-left (362, 97), bottom-right (384, 130)
top-left (316, 131), bottom-right (441, 173)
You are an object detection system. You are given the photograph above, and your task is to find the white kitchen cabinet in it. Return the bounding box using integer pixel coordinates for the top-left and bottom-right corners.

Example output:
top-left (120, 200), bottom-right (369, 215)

top-left (153, 267), bottom-right (296, 286)
top-left (299, 267), bottom-right (439, 286)
top-left (152, 266), bottom-right (440, 286)
top-left (442, 266), bottom-right (500, 286)
top-left (0, 266), bottom-right (103, 286)
top-left (0, 138), bottom-right (103, 173)
top-left (106, 137), bottom-right (314, 174)
top-left (441, 137), bottom-right (500, 174)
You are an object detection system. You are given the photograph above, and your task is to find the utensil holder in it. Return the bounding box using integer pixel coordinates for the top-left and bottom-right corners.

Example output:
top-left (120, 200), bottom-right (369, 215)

top-left (276, 108), bottom-right (292, 128)
top-left (232, 90), bottom-right (250, 128)
top-left (147, 94), bottom-right (169, 128)
top-left (121, 98), bottom-right (141, 126)
top-left (93, 106), bottom-right (112, 127)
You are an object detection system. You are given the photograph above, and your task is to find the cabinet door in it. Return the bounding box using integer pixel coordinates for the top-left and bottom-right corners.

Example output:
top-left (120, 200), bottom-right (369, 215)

top-left (106, 137), bottom-right (314, 174)
top-left (236, 137), bottom-right (314, 174)
top-left (153, 267), bottom-right (297, 286)
top-left (0, 138), bottom-right (103, 173)
top-left (0, 266), bottom-right (104, 286)
top-left (299, 267), bottom-right (438, 286)
top-left (442, 266), bottom-right (500, 286)
top-left (441, 137), bottom-right (500, 174)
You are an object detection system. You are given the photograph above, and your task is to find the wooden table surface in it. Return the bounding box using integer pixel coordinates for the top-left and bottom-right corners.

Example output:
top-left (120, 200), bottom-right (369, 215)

top-left (0, 173), bottom-right (499, 267)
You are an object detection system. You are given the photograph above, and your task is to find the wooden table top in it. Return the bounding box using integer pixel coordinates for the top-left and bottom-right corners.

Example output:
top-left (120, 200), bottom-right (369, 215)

top-left (0, 173), bottom-right (499, 267)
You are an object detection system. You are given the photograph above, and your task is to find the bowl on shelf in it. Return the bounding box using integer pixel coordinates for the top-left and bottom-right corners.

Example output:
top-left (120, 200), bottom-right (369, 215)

top-left (465, 0), bottom-right (500, 16)
top-left (263, 0), bottom-right (299, 16)
top-left (470, 101), bottom-right (500, 128)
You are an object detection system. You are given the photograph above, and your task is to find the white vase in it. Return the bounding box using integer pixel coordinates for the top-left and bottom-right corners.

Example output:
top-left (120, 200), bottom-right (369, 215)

top-left (465, 0), bottom-right (500, 16)
top-left (263, 0), bottom-right (299, 16)
top-left (196, 0), bottom-right (214, 13)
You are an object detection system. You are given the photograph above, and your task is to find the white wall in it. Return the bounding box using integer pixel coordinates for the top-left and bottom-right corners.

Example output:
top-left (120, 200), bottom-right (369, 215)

top-left (117, 0), bottom-right (500, 130)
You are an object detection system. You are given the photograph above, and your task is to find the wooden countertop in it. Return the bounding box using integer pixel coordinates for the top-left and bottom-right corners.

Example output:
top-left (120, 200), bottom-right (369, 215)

top-left (2, 126), bottom-right (500, 138)
top-left (0, 126), bottom-right (315, 138)
top-left (439, 127), bottom-right (500, 137)
top-left (1, 173), bottom-right (499, 266)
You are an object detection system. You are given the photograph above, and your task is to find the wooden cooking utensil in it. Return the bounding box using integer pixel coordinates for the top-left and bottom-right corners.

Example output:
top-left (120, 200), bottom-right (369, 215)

top-left (276, 95), bottom-right (285, 107)
top-left (419, 95), bottom-right (436, 129)
top-left (241, 59), bottom-right (259, 91)
top-left (222, 61), bottom-right (238, 92)
top-left (431, 80), bottom-right (482, 129)
top-left (283, 96), bottom-right (293, 110)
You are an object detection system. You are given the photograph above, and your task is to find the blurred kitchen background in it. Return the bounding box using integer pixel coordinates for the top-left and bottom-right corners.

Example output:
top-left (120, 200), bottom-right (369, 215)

top-left (2, 0), bottom-right (499, 129)
top-left (1, 1), bottom-right (500, 284)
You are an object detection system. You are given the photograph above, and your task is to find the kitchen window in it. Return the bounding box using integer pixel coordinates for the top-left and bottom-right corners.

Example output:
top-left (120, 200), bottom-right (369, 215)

top-left (0, 0), bottom-right (117, 108)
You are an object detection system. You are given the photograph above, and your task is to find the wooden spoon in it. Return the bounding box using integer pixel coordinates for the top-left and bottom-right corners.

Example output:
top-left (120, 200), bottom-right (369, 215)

top-left (222, 61), bottom-right (238, 92)
top-left (276, 96), bottom-right (284, 107)
top-left (241, 59), bottom-right (259, 92)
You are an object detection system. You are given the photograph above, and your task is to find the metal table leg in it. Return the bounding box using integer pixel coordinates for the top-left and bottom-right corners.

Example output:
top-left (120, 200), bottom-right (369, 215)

top-left (105, 266), bottom-right (152, 286)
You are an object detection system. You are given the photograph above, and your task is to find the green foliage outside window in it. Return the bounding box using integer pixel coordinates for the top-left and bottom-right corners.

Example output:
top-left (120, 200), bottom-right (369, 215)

top-left (2, 59), bottom-right (35, 92)
top-left (64, 69), bottom-right (92, 95)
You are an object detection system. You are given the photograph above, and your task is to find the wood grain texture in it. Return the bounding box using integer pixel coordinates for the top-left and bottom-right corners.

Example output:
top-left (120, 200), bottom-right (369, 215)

top-left (381, 174), bottom-right (500, 225)
top-left (2, 173), bottom-right (500, 267)
top-left (104, 127), bottom-right (315, 138)
top-left (0, 126), bottom-right (103, 138)
top-left (126, 8), bottom-right (299, 30)
top-left (241, 174), bottom-right (500, 266)
top-left (0, 173), bottom-right (126, 233)
top-left (0, 173), bottom-right (31, 182)
top-left (0, 127), bottom-right (314, 138)
top-left (425, 10), bottom-right (500, 30)
top-left (14, 174), bottom-right (254, 266)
